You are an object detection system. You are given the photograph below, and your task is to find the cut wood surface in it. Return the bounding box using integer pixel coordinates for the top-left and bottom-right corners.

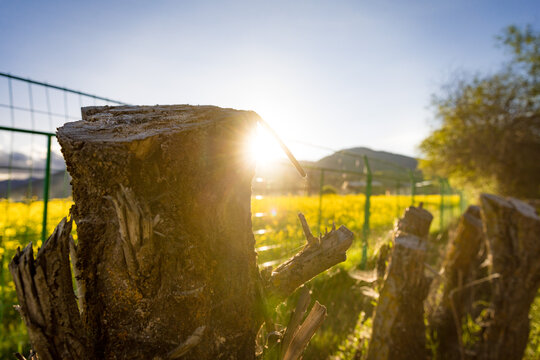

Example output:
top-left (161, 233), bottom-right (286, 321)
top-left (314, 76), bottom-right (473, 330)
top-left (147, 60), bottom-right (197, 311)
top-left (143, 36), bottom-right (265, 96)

top-left (366, 205), bottom-right (433, 360)
top-left (479, 194), bottom-right (540, 360)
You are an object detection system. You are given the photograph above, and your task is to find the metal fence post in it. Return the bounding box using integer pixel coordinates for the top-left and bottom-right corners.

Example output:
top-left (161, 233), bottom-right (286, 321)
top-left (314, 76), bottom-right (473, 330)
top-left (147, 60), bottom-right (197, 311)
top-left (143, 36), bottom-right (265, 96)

top-left (0, 253), bottom-right (3, 325)
top-left (439, 178), bottom-right (445, 231)
top-left (395, 180), bottom-right (401, 218)
top-left (409, 169), bottom-right (415, 205)
top-left (361, 155), bottom-right (372, 269)
top-left (41, 135), bottom-right (52, 243)
top-left (317, 169), bottom-right (325, 232)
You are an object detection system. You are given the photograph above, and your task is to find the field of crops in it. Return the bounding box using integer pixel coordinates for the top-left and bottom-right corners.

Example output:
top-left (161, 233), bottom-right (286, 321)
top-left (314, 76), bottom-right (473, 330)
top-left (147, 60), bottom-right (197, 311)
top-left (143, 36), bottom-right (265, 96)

top-left (252, 194), bottom-right (461, 267)
top-left (0, 194), bottom-right (462, 357)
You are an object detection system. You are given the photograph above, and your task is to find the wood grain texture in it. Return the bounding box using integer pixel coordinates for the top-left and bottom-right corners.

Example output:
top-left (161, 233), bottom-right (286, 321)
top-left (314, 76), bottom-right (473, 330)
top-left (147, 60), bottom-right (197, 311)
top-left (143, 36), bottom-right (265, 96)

top-left (479, 194), bottom-right (540, 360)
top-left (429, 205), bottom-right (485, 360)
top-left (57, 105), bottom-right (261, 359)
top-left (367, 206), bottom-right (433, 360)
top-left (9, 218), bottom-right (91, 360)
top-left (267, 213), bottom-right (354, 301)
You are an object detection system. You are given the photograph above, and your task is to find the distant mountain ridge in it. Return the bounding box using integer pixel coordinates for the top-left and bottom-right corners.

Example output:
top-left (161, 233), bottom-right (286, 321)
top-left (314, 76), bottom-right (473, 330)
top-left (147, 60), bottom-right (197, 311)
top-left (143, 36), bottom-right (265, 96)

top-left (316, 146), bottom-right (417, 173)
top-left (306, 147), bottom-right (420, 193)
top-left (0, 171), bottom-right (71, 200)
top-left (252, 146), bottom-right (421, 195)
top-left (0, 147), bottom-right (421, 199)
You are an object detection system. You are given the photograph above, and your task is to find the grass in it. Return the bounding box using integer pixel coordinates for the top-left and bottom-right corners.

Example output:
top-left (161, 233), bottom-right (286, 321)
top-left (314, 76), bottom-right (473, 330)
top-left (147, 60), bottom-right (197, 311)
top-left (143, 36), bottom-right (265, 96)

top-left (0, 194), bottom-right (465, 358)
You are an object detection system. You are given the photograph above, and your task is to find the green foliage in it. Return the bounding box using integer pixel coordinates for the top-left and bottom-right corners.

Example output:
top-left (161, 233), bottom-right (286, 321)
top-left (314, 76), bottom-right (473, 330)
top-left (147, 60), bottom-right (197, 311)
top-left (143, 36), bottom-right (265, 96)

top-left (525, 293), bottom-right (540, 359)
top-left (461, 313), bottom-right (483, 351)
top-left (426, 327), bottom-right (439, 360)
top-left (322, 185), bottom-right (338, 195)
top-left (421, 25), bottom-right (540, 198)
top-left (499, 25), bottom-right (540, 81)
top-left (331, 312), bottom-right (372, 360)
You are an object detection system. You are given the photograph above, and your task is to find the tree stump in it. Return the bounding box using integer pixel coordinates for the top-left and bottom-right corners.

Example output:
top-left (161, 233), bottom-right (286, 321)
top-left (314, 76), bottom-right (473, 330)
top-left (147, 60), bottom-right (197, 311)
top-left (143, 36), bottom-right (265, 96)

top-left (10, 105), bottom-right (354, 360)
top-left (366, 206), bottom-right (433, 360)
top-left (479, 194), bottom-right (540, 360)
top-left (429, 205), bottom-right (485, 360)
top-left (55, 105), bottom-right (258, 359)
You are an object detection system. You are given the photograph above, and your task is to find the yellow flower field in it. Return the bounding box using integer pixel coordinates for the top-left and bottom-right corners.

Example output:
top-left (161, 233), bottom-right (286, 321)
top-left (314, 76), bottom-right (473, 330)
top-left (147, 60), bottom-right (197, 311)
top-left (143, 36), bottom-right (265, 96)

top-left (0, 194), bottom-right (460, 356)
top-left (252, 194), bottom-right (461, 266)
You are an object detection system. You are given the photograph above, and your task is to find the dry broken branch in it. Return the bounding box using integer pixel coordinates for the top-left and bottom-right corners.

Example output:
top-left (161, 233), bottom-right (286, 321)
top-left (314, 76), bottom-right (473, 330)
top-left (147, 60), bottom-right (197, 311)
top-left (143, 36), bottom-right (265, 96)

top-left (282, 301), bottom-right (327, 360)
top-left (267, 213), bottom-right (354, 301)
top-left (280, 286), bottom-right (311, 359)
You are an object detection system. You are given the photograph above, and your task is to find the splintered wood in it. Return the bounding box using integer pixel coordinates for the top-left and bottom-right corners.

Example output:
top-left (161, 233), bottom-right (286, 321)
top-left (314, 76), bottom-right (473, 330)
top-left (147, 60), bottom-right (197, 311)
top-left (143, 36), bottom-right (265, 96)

top-left (9, 218), bottom-right (91, 360)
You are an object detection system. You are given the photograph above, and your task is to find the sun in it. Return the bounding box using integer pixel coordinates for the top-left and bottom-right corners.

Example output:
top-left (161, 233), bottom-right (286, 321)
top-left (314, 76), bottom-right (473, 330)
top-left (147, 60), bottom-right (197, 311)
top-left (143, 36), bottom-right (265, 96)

top-left (248, 122), bottom-right (284, 166)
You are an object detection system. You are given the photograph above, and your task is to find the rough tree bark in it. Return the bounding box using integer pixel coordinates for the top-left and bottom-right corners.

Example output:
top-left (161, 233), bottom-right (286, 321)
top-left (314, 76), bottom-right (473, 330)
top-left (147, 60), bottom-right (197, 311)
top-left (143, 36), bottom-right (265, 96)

top-left (10, 105), bottom-right (354, 360)
top-left (429, 205), bottom-right (485, 360)
top-left (366, 205), bottom-right (433, 360)
top-left (58, 105), bottom-right (260, 359)
top-left (478, 194), bottom-right (540, 360)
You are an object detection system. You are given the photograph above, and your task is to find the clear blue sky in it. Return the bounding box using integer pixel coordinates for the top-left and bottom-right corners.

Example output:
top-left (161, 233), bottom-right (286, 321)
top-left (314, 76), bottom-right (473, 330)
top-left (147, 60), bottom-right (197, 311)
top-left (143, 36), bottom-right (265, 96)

top-left (1, 0), bottom-right (539, 160)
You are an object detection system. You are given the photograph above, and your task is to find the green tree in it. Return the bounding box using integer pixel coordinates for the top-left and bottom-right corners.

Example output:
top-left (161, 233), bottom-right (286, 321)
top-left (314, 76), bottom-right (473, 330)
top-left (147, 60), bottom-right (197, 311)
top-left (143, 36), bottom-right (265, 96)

top-left (420, 25), bottom-right (540, 198)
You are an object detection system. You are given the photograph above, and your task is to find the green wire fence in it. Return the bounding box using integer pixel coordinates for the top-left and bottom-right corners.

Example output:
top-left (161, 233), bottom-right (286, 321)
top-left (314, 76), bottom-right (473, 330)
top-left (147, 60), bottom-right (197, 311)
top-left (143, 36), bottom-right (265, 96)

top-left (251, 152), bottom-right (464, 270)
top-left (0, 72), bottom-right (126, 356)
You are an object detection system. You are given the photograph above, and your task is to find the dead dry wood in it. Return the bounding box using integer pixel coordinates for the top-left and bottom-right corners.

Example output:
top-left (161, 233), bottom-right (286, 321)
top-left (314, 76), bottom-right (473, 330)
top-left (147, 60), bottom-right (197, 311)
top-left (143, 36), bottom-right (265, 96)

top-left (366, 205), bottom-right (433, 360)
top-left (429, 205), bottom-right (485, 360)
top-left (478, 194), bottom-right (540, 360)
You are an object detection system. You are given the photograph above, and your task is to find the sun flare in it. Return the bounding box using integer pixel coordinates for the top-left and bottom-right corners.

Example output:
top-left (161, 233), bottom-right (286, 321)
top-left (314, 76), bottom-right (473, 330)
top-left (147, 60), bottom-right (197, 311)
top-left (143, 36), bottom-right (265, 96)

top-left (248, 123), bottom-right (284, 166)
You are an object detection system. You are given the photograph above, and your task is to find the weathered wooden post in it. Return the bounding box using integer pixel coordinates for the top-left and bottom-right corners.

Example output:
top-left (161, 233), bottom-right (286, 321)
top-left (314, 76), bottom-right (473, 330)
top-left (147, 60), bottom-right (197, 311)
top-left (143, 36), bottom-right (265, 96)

top-left (64, 105), bottom-right (260, 358)
top-left (478, 194), bottom-right (540, 360)
top-left (10, 105), bottom-right (354, 360)
top-left (366, 205), bottom-right (433, 360)
top-left (429, 205), bottom-right (485, 360)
